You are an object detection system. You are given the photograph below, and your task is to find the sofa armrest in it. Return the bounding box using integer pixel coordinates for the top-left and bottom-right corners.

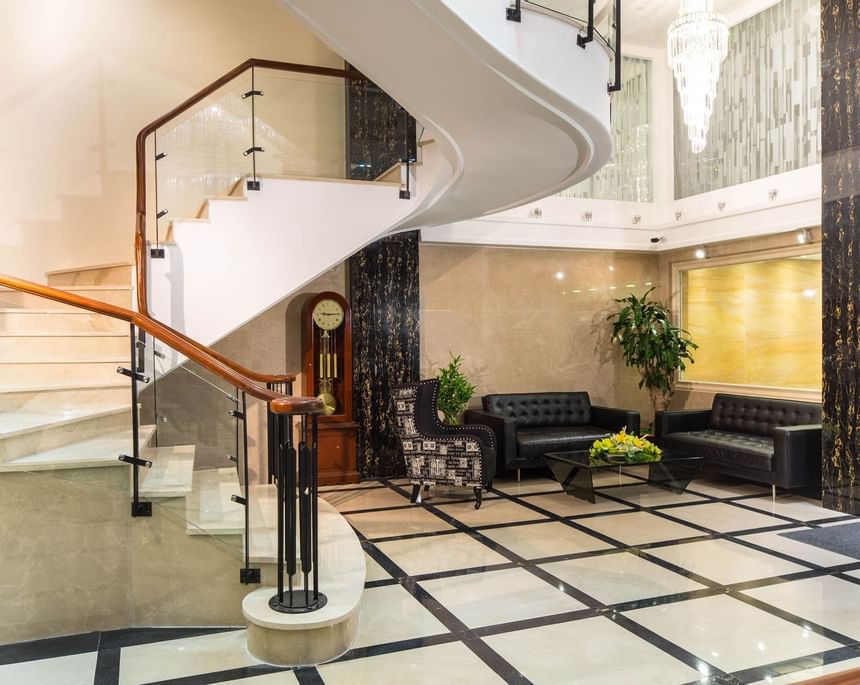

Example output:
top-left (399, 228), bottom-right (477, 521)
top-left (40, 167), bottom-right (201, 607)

top-left (655, 410), bottom-right (712, 443)
top-left (591, 406), bottom-right (640, 434)
top-left (773, 424), bottom-right (822, 489)
top-left (465, 410), bottom-right (516, 470)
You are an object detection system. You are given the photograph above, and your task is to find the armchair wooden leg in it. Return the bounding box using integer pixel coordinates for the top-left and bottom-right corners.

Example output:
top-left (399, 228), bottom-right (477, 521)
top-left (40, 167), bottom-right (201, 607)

top-left (410, 484), bottom-right (421, 504)
top-left (474, 486), bottom-right (483, 510)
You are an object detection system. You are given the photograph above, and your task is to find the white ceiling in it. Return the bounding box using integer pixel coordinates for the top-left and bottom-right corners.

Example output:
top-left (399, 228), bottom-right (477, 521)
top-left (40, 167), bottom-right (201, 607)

top-left (623, 0), bottom-right (784, 50)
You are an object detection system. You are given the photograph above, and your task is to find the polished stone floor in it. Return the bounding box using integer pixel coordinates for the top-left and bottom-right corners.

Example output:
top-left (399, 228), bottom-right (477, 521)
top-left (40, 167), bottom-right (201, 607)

top-left (4, 470), bottom-right (860, 684)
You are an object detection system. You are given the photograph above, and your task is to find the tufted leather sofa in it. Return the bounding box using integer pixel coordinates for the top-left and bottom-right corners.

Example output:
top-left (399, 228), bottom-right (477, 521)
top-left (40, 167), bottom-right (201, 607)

top-left (464, 392), bottom-right (640, 475)
top-left (656, 394), bottom-right (822, 490)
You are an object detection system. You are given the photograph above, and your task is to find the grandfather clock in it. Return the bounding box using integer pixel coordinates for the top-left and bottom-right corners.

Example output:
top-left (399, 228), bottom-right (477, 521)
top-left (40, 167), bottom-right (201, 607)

top-left (301, 292), bottom-right (359, 484)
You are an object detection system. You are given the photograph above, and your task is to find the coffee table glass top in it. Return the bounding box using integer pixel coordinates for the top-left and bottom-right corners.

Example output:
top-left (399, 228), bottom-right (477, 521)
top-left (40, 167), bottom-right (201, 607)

top-left (543, 451), bottom-right (704, 503)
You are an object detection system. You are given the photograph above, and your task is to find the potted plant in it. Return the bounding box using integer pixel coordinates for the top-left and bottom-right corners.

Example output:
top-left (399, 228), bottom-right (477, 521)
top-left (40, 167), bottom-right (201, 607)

top-left (607, 287), bottom-right (698, 412)
top-left (436, 353), bottom-right (477, 425)
top-left (589, 429), bottom-right (662, 465)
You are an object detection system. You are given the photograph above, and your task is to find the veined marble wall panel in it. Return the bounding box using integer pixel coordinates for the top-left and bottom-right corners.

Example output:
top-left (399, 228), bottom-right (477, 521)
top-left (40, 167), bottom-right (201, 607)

top-left (674, 0), bottom-right (820, 199)
top-left (560, 57), bottom-right (653, 202)
top-left (420, 244), bottom-right (660, 422)
top-left (822, 0), bottom-right (860, 512)
top-left (681, 257), bottom-right (822, 389)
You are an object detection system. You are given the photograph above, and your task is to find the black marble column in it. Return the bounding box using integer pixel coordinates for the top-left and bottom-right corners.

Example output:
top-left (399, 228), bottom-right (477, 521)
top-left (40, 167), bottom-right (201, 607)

top-left (822, 1), bottom-right (860, 512)
top-left (348, 232), bottom-right (420, 478)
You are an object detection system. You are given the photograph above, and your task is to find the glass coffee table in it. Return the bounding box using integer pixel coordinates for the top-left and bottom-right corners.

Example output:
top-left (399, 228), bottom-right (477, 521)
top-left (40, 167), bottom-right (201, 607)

top-left (543, 451), bottom-right (704, 503)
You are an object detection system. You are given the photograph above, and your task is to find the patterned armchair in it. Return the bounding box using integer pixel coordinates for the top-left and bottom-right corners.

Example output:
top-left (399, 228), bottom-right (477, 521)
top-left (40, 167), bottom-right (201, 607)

top-left (393, 379), bottom-right (496, 509)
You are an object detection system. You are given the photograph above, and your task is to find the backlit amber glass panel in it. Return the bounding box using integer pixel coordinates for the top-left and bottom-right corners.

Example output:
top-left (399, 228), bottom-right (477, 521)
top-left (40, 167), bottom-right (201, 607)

top-left (681, 255), bottom-right (821, 389)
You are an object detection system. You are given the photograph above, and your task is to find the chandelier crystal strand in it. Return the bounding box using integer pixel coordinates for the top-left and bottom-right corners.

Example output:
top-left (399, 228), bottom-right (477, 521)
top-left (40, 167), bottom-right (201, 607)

top-left (668, 0), bottom-right (728, 153)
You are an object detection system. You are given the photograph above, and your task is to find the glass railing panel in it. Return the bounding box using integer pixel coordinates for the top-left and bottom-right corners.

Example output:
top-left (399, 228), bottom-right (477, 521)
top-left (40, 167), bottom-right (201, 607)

top-left (253, 70), bottom-right (348, 181)
top-left (153, 73), bottom-right (252, 236)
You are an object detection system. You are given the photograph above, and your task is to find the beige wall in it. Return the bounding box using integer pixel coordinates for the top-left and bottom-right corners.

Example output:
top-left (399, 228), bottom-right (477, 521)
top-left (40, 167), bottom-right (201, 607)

top-left (420, 244), bottom-right (661, 423)
top-left (0, 0), bottom-right (341, 282)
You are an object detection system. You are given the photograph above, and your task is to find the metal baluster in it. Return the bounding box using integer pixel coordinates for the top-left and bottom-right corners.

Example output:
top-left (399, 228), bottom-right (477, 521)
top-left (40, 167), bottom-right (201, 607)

top-left (151, 133), bottom-right (167, 259)
top-left (243, 66), bottom-right (264, 191)
top-left (608, 0), bottom-right (622, 92)
top-left (123, 323), bottom-right (152, 517)
top-left (506, 0), bottom-right (521, 22)
top-left (577, 0), bottom-right (595, 48)
top-left (311, 414), bottom-right (319, 601)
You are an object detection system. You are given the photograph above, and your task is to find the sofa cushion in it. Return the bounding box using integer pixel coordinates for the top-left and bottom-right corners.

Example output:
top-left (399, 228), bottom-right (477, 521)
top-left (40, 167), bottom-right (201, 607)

top-left (483, 392), bottom-right (592, 428)
top-left (516, 425), bottom-right (610, 461)
top-left (664, 429), bottom-right (774, 472)
top-left (709, 394), bottom-right (822, 438)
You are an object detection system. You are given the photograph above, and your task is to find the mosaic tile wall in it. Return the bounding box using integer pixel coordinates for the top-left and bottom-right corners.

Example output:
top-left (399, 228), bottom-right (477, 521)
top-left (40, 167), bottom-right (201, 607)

top-left (674, 0), bottom-right (820, 199)
top-left (560, 57), bottom-right (653, 202)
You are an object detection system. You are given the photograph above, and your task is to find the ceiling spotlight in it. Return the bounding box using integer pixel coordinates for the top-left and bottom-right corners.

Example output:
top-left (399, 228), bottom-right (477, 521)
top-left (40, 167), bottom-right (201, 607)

top-left (797, 228), bottom-right (813, 245)
top-left (555, 271), bottom-right (565, 281)
top-left (694, 246), bottom-right (708, 260)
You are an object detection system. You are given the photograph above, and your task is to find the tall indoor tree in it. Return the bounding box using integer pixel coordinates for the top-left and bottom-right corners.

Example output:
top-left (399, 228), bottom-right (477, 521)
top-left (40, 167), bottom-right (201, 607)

top-left (607, 288), bottom-right (698, 412)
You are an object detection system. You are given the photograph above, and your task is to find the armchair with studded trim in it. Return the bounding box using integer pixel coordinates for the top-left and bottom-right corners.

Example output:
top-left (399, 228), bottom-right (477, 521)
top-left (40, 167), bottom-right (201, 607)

top-left (393, 379), bottom-right (496, 509)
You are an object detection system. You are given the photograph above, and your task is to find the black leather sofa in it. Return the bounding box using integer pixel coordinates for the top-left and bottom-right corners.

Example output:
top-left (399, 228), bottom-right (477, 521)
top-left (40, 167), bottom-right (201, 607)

top-left (656, 393), bottom-right (822, 492)
top-left (464, 392), bottom-right (640, 476)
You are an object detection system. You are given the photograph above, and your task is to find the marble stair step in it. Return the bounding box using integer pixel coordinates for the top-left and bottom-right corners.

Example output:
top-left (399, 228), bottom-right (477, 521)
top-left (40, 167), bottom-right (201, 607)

top-left (0, 332), bottom-right (129, 359)
top-left (0, 309), bottom-right (128, 333)
top-left (0, 358), bottom-right (130, 386)
top-left (0, 425), bottom-right (155, 472)
top-left (175, 467), bottom-right (245, 536)
top-left (0, 404), bottom-right (132, 463)
top-left (0, 382), bottom-right (130, 411)
top-left (0, 286), bottom-right (132, 309)
top-left (139, 444), bottom-right (196, 498)
top-left (46, 262), bottom-right (133, 287)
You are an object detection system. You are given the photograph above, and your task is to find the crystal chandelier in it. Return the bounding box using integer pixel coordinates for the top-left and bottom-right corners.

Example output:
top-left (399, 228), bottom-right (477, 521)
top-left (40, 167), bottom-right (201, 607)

top-left (668, 0), bottom-right (728, 154)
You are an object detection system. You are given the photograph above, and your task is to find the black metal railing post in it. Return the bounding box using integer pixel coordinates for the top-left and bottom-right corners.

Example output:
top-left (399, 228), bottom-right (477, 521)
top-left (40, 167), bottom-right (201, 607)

top-left (506, 0), bottom-right (521, 22)
top-left (151, 133), bottom-right (166, 259)
top-left (125, 323), bottom-right (152, 517)
top-left (577, 0), bottom-right (595, 48)
top-left (608, 0), bottom-right (622, 92)
top-left (268, 409), bottom-right (326, 613)
top-left (243, 66), bottom-right (264, 191)
top-left (233, 391), bottom-right (261, 584)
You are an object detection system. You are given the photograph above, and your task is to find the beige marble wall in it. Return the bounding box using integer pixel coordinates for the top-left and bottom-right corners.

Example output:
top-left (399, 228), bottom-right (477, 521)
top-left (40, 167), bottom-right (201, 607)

top-left (420, 244), bottom-right (661, 423)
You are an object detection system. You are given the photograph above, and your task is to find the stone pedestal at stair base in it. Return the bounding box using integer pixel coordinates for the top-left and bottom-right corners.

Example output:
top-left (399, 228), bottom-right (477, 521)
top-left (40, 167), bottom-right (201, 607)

top-left (242, 498), bottom-right (365, 666)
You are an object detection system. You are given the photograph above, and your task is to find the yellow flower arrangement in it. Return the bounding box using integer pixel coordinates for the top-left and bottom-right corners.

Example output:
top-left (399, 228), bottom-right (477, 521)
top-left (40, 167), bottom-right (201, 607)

top-left (588, 428), bottom-right (662, 465)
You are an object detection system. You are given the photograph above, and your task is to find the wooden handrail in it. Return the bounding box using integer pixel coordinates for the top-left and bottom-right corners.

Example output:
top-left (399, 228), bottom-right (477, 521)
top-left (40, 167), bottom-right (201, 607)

top-left (134, 59), bottom-right (364, 385)
top-left (0, 274), bottom-right (322, 415)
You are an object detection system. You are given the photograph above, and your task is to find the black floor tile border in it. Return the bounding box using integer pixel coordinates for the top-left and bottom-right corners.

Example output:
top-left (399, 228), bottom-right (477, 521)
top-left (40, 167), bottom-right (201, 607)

top-left (0, 631), bottom-right (100, 666)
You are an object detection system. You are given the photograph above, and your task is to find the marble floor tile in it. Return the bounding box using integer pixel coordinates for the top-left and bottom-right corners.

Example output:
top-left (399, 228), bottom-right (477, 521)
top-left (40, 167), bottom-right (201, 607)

top-left (434, 497), bottom-right (546, 527)
top-left (684, 479), bottom-right (770, 499)
top-left (484, 616), bottom-right (701, 685)
top-left (364, 553), bottom-right (390, 582)
top-left (738, 495), bottom-right (847, 523)
top-left (322, 487), bottom-right (411, 512)
top-left (577, 510), bottom-right (703, 546)
top-left (662, 502), bottom-right (786, 533)
top-left (421, 484), bottom-right (500, 503)
top-left (345, 507), bottom-right (454, 539)
top-left (645, 539), bottom-right (807, 585)
top-left (492, 477), bottom-right (563, 496)
top-left (0, 652), bottom-right (97, 685)
top-left (319, 481), bottom-right (388, 492)
top-left (748, 655), bottom-right (860, 684)
top-left (374, 532), bottom-right (510, 576)
top-left (541, 551), bottom-right (705, 604)
top-left (591, 469), bottom-right (644, 487)
top-left (625, 595), bottom-right (839, 673)
top-left (217, 672), bottom-right (299, 684)
top-left (317, 641), bottom-right (506, 684)
top-left (354, 584), bottom-right (448, 648)
top-left (736, 528), bottom-right (858, 567)
top-left (743, 576), bottom-right (860, 641)
top-left (520, 491), bottom-right (632, 517)
top-left (118, 630), bottom-right (259, 684)
top-left (419, 566), bottom-right (586, 628)
top-left (607, 483), bottom-right (708, 508)
top-left (480, 520), bottom-right (614, 559)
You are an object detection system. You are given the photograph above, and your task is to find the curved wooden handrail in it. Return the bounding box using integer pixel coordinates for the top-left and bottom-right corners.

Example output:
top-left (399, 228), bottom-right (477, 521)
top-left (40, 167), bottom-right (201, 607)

top-left (796, 667), bottom-right (860, 684)
top-left (134, 58), bottom-right (364, 386)
top-left (0, 274), bottom-right (322, 416)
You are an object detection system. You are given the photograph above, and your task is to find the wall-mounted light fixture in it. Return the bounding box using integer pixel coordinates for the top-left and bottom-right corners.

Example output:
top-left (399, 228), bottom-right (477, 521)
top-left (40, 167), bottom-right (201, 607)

top-left (694, 245), bottom-right (708, 260)
top-left (675, 211), bottom-right (683, 222)
top-left (632, 214), bottom-right (642, 225)
top-left (797, 228), bottom-right (813, 245)
top-left (769, 189), bottom-right (779, 202)
top-left (531, 207), bottom-right (543, 219)
top-left (717, 201), bottom-right (726, 212)
top-left (581, 211), bottom-right (592, 222)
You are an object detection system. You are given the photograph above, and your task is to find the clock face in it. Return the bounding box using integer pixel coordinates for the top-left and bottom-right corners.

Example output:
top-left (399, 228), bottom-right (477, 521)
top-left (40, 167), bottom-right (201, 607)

top-left (312, 299), bottom-right (344, 330)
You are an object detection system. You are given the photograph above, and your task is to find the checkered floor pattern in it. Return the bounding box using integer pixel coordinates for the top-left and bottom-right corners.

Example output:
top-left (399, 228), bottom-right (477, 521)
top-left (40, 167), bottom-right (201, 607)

top-left (4, 469), bottom-right (860, 684)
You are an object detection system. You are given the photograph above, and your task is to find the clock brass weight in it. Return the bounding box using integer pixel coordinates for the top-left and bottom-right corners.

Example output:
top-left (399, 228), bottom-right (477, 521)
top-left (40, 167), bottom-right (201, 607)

top-left (301, 292), bottom-right (359, 484)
